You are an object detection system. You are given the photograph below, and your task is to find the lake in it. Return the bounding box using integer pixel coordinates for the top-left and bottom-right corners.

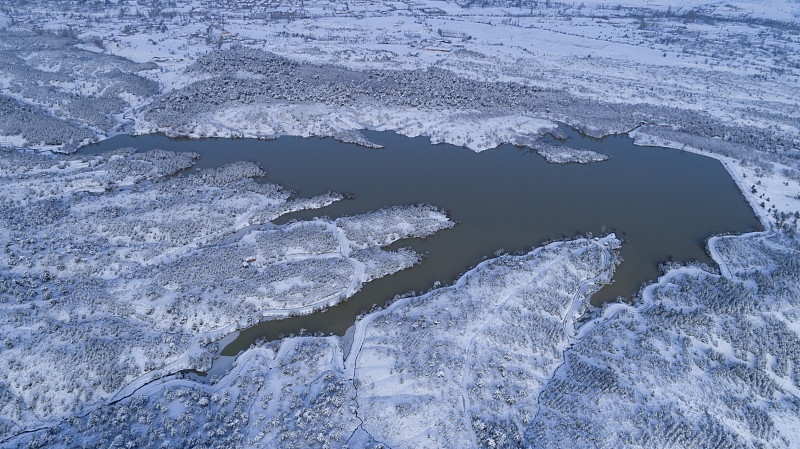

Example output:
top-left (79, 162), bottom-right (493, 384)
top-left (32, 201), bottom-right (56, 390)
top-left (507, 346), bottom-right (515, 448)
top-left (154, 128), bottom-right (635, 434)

top-left (82, 127), bottom-right (761, 357)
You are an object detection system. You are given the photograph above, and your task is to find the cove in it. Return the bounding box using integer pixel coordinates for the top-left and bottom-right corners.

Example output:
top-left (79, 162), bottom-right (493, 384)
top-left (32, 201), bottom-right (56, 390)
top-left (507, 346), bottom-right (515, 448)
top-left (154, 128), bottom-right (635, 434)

top-left (82, 127), bottom-right (761, 357)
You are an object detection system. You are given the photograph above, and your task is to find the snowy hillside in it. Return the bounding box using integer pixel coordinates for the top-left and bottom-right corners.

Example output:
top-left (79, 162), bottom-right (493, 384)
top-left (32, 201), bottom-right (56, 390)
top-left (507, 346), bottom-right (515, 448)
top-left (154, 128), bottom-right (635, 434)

top-left (1, 0), bottom-right (799, 227)
top-left (2, 0), bottom-right (798, 228)
top-left (1, 0), bottom-right (799, 447)
top-left (6, 231), bottom-right (799, 448)
top-left (0, 147), bottom-right (452, 437)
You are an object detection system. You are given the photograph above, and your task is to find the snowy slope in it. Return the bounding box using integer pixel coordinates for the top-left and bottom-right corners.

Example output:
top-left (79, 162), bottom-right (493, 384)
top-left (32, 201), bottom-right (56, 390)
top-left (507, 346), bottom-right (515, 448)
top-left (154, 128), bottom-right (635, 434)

top-left (2, 0), bottom-right (799, 227)
top-left (0, 147), bottom-right (452, 437)
top-left (3, 235), bottom-right (620, 448)
top-left (6, 231), bottom-right (799, 448)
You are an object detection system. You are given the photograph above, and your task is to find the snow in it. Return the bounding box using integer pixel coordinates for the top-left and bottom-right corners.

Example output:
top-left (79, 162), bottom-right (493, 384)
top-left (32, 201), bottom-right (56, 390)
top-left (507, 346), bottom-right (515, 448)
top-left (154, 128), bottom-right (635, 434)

top-left (0, 1), bottom-right (797, 228)
top-left (0, 147), bottom-right (452, 437)
top-left (350, 236), bottom-right (618, 448)
top-left (530, 231), bottom-right (800, 448)
top-left (2, 235), bottom-right (621, 448)
top-left (0, 134), bottom-right (25, 147)
top-left (7, 230), bottom-right (798, 448)
top-left (1, 0), bottom-right (800, 445)
top-left (533, 142), bottom-right (610, 164)
top-left (3, 0), bottom-right (796, 178)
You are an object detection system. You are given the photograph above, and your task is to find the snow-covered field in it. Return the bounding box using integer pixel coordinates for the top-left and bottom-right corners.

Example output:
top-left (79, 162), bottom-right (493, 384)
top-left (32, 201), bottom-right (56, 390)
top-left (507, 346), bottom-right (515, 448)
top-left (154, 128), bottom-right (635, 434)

top-left (532, 141), bottom-right (610, 164)
top-left (3, 235), bottom-right (619, 448)
top-left (6, 231), bottom-right (799, 448)
top-left (0, 32), bottom-right (159, 151)
top-left (530, 232), bottom-right (800, 447)
top-left (1, 0), bottom-right (800, 446)
top-left (0, 147), bottom-right (452, 437)
top-left (1, 0), bottom-right (799, 228)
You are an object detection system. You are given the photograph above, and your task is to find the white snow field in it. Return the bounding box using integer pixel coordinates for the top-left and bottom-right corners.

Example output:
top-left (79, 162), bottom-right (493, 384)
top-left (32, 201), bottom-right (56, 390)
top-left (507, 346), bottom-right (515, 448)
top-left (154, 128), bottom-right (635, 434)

top-left (532, 142), bottom-right (610, 164)
top-left (0, 147), bottom-right (452, 438)
top-left (3, 235), bottom-right (620, 448)
top-left (1, 0), bottom-right (800, 447)
top-left (1, 0), bottom-right (799, 228)
top-left (6, 231), bottom-right (800, 448)
top-left (529, 232), bottom-right (800, 448)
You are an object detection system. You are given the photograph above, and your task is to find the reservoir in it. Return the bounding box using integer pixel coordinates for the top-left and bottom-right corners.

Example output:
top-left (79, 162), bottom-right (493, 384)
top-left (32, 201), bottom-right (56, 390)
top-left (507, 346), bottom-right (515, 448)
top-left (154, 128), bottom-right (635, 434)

top-left (83, 127), bottom-right (761, 356)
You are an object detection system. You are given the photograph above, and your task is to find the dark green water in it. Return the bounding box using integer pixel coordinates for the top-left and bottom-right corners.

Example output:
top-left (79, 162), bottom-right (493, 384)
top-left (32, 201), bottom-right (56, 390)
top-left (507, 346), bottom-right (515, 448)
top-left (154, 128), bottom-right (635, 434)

top-left (83, 128), bottom-right (761, 357)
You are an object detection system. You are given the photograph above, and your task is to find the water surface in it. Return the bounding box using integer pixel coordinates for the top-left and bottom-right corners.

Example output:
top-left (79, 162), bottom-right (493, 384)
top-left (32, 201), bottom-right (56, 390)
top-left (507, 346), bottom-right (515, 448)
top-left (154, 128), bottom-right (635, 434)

top-left (83, 128), bottom-right (761, 356)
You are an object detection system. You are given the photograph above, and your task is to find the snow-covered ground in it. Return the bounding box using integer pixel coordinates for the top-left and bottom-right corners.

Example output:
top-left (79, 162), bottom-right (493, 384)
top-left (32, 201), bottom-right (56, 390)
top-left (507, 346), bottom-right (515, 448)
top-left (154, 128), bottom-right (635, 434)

top-left (351, 236), bottom-right (617, 448)
top-left (0, 147), bottom-right (452, 437)
top-left (1, 0), bottom-right (798, 228)
top-left (532, 141), bottom-right (610, 164)
top-left (2, 0), bottom-right (800, 446)
top-left (0, 32), bottom-right (159, 151)
top-left (3, 235), bottom-right (620, 448)
top-left (6, 231), bottom-right (799, 448)
top-left (529, 231), bottom-right (800, 448)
